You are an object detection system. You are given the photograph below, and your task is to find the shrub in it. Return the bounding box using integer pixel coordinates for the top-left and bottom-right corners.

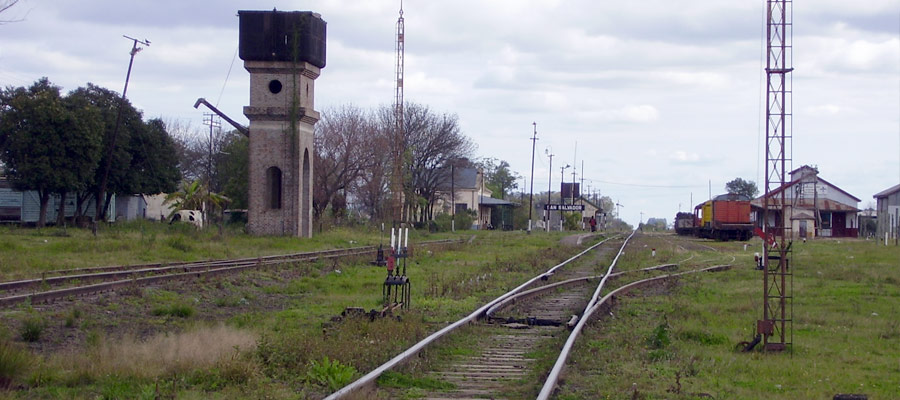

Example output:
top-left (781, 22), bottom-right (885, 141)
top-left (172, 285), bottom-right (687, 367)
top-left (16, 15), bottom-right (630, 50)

top-left (151, 303), bottom-right (195, 318)
top-left (21, 316), bottom-right (45, 342)
top-left (0, 338), bottom-right (31, 389)
top-left (305, 357), bottom-right (357, 391)
top-left (647, 321), bottom-right (670, 349)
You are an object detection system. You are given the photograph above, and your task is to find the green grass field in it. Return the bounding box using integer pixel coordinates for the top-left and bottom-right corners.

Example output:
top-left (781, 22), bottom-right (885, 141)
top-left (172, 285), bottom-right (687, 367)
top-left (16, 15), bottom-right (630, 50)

top-left (557, 237), bottom-right (900, 399)
top-left (0, 226), bottom-right (897, 399)
top-left (0, 223), bottom-right (576, 398)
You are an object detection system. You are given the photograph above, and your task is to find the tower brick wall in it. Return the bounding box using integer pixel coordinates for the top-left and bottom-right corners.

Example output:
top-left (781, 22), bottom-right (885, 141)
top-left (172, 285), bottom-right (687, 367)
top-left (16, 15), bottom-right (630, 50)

top-left (244, 61), bottom-right (320, 237)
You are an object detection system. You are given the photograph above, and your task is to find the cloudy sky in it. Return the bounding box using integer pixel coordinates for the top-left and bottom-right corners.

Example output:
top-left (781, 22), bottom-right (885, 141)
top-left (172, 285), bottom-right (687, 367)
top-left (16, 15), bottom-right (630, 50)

top-left (2, 0), bottom-right (898, 226)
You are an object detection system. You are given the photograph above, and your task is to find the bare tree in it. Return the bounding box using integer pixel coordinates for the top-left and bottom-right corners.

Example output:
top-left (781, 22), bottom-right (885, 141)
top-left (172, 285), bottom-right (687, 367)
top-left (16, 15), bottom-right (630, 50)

top-left (392, 103), bottom-right (476, 222)
top-left (0, 0), bottom-right (24, 24)
top-left (352, 124), bottom-right (392, 220)
top-left (313, 105), bottom-right (373, 219)
top-left (164, 118), bottom-right (208, 183)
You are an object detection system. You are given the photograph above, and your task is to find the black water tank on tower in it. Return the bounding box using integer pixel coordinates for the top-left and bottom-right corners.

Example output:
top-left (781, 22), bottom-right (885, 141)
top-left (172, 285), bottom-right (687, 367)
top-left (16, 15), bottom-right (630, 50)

top-left (238, 10), bottom-right (326, 68)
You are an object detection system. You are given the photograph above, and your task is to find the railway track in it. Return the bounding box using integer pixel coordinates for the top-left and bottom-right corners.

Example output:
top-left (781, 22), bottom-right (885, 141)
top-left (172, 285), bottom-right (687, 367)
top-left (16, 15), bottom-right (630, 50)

top-left (325, 232), bottom-right (732, 400)
top-left (0, 238), bottom-right (461, 308)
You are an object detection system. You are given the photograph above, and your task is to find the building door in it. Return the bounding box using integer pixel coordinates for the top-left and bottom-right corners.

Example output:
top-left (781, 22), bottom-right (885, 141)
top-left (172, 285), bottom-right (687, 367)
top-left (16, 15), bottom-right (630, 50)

top-left (833, 212), bottom-right (846, 237)
top-left (799, 220), bottom-right (807, 238)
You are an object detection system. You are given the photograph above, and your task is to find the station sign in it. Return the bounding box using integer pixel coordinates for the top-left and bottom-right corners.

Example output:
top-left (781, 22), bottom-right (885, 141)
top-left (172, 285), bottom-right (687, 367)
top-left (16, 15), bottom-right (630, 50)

top-left (544, 204), bottom-right (585, 211)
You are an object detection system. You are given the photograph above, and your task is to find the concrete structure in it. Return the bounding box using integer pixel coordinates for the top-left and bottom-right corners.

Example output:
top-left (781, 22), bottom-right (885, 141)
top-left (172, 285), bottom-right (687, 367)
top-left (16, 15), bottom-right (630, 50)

top-left (238, 10), bottom-right (326, 237)
top-left (874, 183), bottom-right (900, 242)
top-left (752, 165), bottom-right (860, 238)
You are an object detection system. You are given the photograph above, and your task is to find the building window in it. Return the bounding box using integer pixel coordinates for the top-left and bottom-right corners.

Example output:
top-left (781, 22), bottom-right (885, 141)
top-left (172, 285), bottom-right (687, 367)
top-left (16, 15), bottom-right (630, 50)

top-left (455, 203), bottom-right (467, 214)
top-left (266, 166), bottom-right (282, 209)
top-left (820, 211), bottom-right (832, 229)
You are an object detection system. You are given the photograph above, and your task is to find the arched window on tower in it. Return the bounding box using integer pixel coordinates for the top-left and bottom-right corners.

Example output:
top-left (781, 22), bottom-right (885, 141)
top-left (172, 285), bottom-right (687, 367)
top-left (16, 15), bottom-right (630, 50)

top-left (266, 166), bottom-right (282, 209)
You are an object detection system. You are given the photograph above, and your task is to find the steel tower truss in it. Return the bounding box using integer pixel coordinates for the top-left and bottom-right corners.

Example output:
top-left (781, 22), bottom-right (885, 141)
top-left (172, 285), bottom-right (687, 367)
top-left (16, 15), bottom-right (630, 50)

top-left (391, 3), bottom-right (406, 222)
top-left (760, 0), bottom-right (793, 352)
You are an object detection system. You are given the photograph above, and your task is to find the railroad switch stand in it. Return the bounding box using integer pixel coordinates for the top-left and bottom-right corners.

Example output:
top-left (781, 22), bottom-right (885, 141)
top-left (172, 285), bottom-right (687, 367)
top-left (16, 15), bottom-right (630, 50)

top-left (383, 228), bottom-right (411, 310)
top-left (372, 244), bottom-right (387, 267)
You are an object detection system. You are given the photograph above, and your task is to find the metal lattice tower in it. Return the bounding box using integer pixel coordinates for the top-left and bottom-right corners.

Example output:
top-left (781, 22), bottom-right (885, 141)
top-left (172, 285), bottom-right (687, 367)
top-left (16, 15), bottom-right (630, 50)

top-left (391, 1), bottom-right (406, 222)
top-left (760, 0), bottom-right (793, 352)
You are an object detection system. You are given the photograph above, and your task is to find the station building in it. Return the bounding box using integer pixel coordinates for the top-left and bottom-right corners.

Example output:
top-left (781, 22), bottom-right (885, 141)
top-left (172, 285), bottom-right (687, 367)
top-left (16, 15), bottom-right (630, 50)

top-left (751, 165), bottom-right (860, 239)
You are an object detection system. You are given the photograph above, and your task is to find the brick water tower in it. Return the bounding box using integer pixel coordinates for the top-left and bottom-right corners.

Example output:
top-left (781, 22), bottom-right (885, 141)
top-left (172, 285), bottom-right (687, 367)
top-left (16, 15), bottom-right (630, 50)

top-left (238, 10), bottom-right (326, 237)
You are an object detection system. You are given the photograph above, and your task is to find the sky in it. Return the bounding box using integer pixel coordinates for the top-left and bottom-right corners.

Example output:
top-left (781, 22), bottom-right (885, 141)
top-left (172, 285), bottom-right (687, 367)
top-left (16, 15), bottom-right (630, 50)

top-left (1, 0), bottom-right (898, 227)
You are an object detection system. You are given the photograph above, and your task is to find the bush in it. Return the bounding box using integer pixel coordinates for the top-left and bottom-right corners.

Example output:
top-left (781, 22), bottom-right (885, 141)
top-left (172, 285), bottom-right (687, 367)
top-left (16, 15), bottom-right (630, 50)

top-left (305, 357), bottom-right (357, 391)
top-left (151, 303), bottom-right (195, 318)
top-left (0, 338), bottom-right (31, 389)
top-left (21, 317), bottom-right (45, 342)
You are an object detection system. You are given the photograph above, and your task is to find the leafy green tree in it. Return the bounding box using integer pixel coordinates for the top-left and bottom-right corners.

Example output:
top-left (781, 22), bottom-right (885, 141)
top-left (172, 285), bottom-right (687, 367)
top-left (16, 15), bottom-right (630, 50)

top-left (216, 130), bottom-right (248, 210)
top-left (164, 179), bottom-right (228, 217)
top-left (479, 158), bottom-right (520, 200)
top-left (67, 83), bottom-right (142, 219)
top-left (124, 118), bottom-right (181, 195)
top-left (0, 78), bottom-right (103, 227)
top-left (725, 177), bottom-right (759, 198)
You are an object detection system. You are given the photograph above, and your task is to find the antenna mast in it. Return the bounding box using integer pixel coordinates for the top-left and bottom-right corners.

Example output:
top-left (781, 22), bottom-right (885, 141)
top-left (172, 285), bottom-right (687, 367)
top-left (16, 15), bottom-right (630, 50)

top-left (759, 0), bottom-right (793, 352)
top-left (391, 1), bottom-right (406, 222)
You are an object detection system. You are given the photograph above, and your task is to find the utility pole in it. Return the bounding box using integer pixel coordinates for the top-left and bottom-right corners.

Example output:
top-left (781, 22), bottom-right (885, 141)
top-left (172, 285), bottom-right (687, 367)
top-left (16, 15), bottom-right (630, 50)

top-left (94, 35), bottom-right (149, 235)
top-left (450, 164), bottom-right (455, 231)
top-left (528, 122), bottom-right (537, 234)
top-left (572, 141), bottom-right (577, 204)
top-left (203, 113), bottom-right (221, 225)
top-left (580, 160), bottom-right (585, 229)
top-left (560, 164), bottom-right (570, 205)
top-left (546, 148), bottom-right (554, 232)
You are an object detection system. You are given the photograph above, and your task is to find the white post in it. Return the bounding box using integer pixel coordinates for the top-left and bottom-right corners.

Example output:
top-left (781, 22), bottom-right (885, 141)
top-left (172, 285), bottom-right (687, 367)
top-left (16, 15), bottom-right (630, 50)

top-left (391, 228), bottom-right (396, 251)
top-left (404, 227), bottom-right (409, 248)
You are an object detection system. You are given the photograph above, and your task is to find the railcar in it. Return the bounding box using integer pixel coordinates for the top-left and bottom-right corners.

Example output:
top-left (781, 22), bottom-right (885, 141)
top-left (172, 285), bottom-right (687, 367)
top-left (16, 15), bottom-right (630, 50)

top-left (674, 194), bottom-right (753, 241)
top-left (674, 212), bottom-right (696, 236)
top-left (693, 193), bottom-right (753, 241)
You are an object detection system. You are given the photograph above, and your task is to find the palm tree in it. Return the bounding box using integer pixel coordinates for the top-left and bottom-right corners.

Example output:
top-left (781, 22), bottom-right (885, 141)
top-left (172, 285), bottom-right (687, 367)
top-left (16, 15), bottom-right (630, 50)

top-left (164, 179), bottom-right (229, 221)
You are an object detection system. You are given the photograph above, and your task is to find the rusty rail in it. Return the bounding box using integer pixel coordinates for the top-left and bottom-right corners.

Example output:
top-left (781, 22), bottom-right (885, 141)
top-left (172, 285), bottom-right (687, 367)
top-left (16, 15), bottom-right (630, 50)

top-left (484, 262), bottom-right (677, 319)
top-left (536, 264), bottom-right (732, 400)
top-left (0, 239), bottom-right (461, 308)
top-left (323, 235), bottom-right (621, 400)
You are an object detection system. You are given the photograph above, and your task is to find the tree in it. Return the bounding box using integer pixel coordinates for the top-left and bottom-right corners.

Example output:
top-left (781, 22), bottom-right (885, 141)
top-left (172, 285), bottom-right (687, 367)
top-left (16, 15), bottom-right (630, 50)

top-left (0, 0), bottom-right (22, 24)
top-left (217, 130), bottom-right (248, 210)
top-left (164, 179), bottom-right (228, 216)
top-left (124, 118), bottom-right (181, 196)
top-left (725, 177), bottom-right (759, 198)
top-left (394, 103), bottom-right (476, 222)
top-left (352, 123), bottom-right (392, 221)
top-left (478, 158), bottom-right (520, 199)
top-left (165, 118), bottom-right (208, 183)
top-left (67, 84), bottom-right (143, 218)
top-left (0, 78), bottom-right (103, 227)
top-left (313, 105), bottom-right (373, 220)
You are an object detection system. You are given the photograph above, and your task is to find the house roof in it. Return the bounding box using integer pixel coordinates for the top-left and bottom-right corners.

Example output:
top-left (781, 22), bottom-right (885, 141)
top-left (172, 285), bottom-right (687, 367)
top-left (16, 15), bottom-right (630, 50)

top-left (436, 167), bottom-right (479, 190)
top-left (751, 197), bottom-right (859, 212)
top-left (479, 196), bottom-right (517, 206)
top-left (874, 183), bottom-right (900, 199)
top-left (757, 174), bottom-right (861, 203)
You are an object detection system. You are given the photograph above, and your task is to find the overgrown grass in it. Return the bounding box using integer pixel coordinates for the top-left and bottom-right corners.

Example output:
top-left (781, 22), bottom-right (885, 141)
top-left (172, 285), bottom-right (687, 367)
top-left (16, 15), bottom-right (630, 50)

top-left (556, 236), bottom-right (900, 399)
top-left (0, 221), bottom-right (459, 281)
top-left (0, 226), bottom-right (589, 398)
top-left (54, 324), bottom-right (257, 381)
top-left (0, 336), bottom-right (32, 389)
